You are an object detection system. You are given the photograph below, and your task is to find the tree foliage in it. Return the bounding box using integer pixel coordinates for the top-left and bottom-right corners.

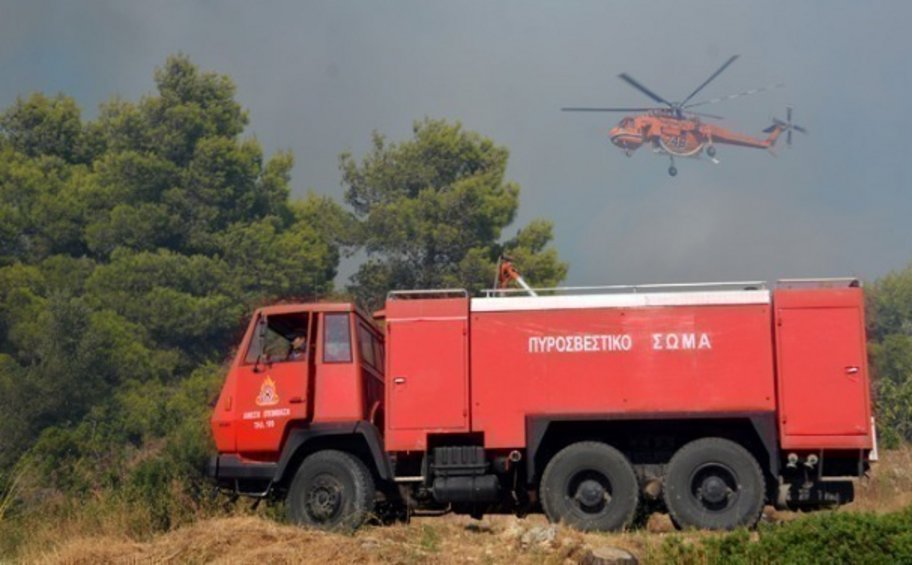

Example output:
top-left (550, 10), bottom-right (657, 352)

top-left (0, 55), bottom-right (343, 489)
top-left (341, 119), bottom-right (567, 307)
top-left (0, 93), bottom-right (88, 163)
top-left (868, 264), bottom-right (912, 446)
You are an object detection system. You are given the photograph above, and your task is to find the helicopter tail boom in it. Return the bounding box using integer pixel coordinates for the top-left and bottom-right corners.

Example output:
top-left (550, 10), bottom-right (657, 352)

top-left (762, 124), bottom-right (785, 147)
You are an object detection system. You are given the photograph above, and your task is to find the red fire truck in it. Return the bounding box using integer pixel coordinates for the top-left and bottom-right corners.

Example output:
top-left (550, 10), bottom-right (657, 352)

top-left (208, 278), bottom-right (875, 531)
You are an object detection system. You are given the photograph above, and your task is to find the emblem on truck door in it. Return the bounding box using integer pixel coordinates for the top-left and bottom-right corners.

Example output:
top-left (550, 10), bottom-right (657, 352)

top-left (255, 376), bottom-right (280, 407)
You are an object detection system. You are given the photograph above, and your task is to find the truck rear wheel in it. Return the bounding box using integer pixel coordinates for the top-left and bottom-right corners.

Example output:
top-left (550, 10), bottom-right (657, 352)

top-left (664, 437), bottom-right (764, 530)
top-left (540, 441), bottom-right (639, 531)
top-left (286, 449), bottom-right (375, 531)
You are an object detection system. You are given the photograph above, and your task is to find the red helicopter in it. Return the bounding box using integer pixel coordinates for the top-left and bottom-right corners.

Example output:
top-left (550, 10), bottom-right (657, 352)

top-left (563, 55), bottom-right (806, 176)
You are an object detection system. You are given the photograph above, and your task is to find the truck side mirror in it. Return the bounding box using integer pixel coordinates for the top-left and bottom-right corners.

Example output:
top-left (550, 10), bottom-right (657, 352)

top-left (254, 353), bottom-right (268, 373)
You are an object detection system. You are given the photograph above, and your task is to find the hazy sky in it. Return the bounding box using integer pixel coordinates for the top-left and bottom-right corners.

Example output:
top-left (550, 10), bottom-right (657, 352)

top-left (2, 1), bottom-right (910, 287)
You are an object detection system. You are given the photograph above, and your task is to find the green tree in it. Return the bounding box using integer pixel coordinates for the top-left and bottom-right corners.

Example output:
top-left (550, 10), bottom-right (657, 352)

top-left (341, 118), bottom-right (567, 307)
top-left (0, 146), bottom-right (91, 264)
top-left (0, 55), bottom-right (342, 485)
top-left (868, 264), bottom-right (912, 446)
top-left (0, 93), bottom-right (88, 163)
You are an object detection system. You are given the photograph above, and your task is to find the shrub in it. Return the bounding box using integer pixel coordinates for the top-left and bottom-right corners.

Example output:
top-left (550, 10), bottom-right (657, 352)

top-left (658, 509), bottom-right (912, 564)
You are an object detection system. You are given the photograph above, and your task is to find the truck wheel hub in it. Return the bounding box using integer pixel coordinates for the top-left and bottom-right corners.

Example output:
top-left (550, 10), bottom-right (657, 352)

top-left (699, 476), bottom-right (729, 504)
top-left (691, 462), bottom-right (738, 510)
top-left (308, 476), bottom-right (343, 520)
top-left (575, 479), bottom-right (608, 508)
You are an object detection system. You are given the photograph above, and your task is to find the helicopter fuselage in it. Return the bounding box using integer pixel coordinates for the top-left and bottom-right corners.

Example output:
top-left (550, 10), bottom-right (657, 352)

top-left (608, 113), bottom-right (780, 159)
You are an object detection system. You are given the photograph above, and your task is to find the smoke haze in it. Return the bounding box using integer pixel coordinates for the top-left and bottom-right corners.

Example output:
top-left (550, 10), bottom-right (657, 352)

top-left (2, 0), bottom-right (909, 285)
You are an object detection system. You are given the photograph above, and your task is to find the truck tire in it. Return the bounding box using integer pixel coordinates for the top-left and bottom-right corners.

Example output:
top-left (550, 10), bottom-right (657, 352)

top-left (664, 437), bottom-right (765, 530)
top-left (286, 449), bottom-right (375, 531)
top-left (540, 441), bottom-right (639, 532)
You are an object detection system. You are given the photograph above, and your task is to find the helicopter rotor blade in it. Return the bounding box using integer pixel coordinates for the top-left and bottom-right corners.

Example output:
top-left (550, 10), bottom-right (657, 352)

top-left (787, 129), bottom-right (792, 145)
top-left (686, 111), bottom-right (726, 120)
top-left (617, 73), bottom-right (674, 108)
top-left (787, 106), bottom-right (792, 122)
top-left (685, 83), bottom-right (784, 109)
top-left (792, 124), bottom-right (808, 134)
top-left (680, 55), bottom-right (740, 107)
top-left (561, 107), bottom-right (659, 112)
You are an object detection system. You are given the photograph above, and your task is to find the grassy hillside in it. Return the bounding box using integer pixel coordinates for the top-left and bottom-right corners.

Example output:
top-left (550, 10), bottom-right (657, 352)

top-left (8, 447), bottom-right (911, 564)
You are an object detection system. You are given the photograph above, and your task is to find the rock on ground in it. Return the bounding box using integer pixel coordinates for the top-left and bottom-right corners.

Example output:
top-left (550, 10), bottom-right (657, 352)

top-left (580, 545), bottom-right (638, 565)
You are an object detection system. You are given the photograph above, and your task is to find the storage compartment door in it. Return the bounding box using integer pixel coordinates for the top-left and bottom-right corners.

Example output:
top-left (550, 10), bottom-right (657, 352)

top-left (777, 307), bottom-right (869, 436)
top-left (388, 317), bottom-right (468, 431)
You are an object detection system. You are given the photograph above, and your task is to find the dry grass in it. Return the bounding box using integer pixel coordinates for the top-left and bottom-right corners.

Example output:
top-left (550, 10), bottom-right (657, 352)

top-left (0, 455), bottom-right (34, 524)
top-left (850, 444), bottom-right (912, 513)
top-left (12, 447), bottom-right (912, 565)
top-left (26, 513), bottom-right (667, 565)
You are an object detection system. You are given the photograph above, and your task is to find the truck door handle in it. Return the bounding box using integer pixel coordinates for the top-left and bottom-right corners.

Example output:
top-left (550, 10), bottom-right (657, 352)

top-left (393, 377), bottom-right (406, 384)
top-left (845, 366), bottom-right (859, 375)
top-left (289, 396), bottom-right (304, 404)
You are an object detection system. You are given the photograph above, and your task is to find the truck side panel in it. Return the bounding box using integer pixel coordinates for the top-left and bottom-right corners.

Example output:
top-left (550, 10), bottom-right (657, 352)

top-left (384, 298), bottom-right (470, 451)
top-left (774, 288), bottom-right (873, 450)
top-left (469, 294), bottom-right (776, 448)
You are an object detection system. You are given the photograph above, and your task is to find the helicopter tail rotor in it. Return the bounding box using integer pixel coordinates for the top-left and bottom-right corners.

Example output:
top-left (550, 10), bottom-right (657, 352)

top-left (763, 106), bottom-right (807, 146)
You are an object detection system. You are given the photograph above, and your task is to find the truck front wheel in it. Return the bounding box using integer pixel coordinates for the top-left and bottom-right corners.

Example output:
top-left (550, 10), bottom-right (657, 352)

top-left (286, 449), bottom-right (375, 531)
top-left (540, 441), bottom-right (639, 531)
top-left (664, 437), bottom-right (765, 530)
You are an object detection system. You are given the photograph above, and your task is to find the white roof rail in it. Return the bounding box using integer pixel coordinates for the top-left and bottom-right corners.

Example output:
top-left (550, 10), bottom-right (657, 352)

top-left (482, 281), bottom-right (766, 298)
top-left (387, 288), bottom-right (469, 300)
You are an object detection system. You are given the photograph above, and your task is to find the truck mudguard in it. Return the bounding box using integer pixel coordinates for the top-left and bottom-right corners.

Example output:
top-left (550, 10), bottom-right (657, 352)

top-left (274, 420), bottom-right (393, 483)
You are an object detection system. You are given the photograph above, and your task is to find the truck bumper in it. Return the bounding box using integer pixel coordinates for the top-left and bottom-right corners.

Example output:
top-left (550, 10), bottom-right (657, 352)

top-left (208, 454), bottom-right (278, 485)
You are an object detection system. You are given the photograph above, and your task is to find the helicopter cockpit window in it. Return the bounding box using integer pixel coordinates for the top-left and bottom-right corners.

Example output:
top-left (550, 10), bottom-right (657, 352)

top-left (244, 312), bottom-right (310, 364)
top-left (621, 118), bottom-right (634, 127)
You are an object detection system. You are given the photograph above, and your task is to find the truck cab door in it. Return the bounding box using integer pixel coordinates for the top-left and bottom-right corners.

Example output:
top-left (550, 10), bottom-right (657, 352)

top-left (234, 311), bottom-right (313, 454)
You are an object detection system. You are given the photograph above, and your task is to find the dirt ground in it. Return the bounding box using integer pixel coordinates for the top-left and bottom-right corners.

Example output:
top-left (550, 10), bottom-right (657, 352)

top-left (21, 447), bottom-right (912, 565)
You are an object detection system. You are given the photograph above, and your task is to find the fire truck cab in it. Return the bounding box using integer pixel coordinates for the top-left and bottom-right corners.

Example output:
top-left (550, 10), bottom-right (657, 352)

top-left (209, 279), bottom-right (875, 532)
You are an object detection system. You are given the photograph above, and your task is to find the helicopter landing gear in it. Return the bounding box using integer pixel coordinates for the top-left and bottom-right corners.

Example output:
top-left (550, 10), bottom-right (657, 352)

top-left (706, 144), bottom-right (720, 164)
top-left (668, 156), bottom-right (677, 177)
top-left (625, 150), bottom-right (633, 157)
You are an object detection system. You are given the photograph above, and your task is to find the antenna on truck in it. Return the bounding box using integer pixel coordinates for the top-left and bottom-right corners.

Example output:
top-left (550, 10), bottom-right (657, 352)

top-left (495, 255), bottom-right (538, 297)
